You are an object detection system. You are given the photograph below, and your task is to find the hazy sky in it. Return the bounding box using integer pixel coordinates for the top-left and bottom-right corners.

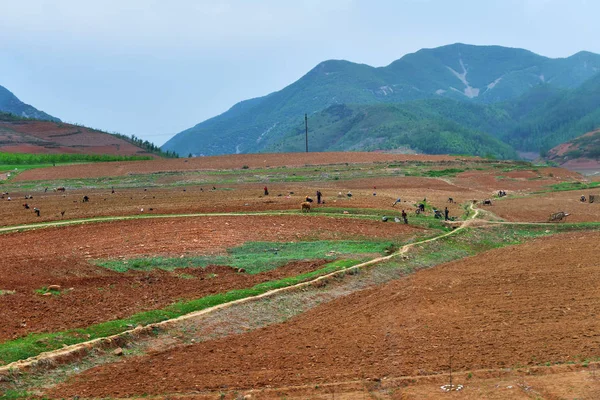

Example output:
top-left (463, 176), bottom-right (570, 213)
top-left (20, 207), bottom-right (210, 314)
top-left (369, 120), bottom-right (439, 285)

top-left (1, 0), bottom-right (598, 145)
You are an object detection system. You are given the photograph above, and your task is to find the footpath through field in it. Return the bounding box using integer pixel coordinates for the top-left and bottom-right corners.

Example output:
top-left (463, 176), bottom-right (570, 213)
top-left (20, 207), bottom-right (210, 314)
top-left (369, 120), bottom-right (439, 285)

top-left (0, 206), bottom-right (480, 374)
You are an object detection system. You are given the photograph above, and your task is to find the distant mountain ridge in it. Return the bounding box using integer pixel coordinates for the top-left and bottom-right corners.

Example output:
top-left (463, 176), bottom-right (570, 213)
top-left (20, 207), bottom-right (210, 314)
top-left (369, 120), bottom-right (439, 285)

top-left (162, 43), bottom-right (600, 157)
top-left (0, 85), bottom-right (59, 122)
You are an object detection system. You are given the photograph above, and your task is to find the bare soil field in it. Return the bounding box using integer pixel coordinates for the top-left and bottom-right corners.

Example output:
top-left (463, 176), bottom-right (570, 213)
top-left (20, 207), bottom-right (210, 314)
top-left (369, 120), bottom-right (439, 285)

top-left (0, 215), bottom-right (422, 341)
top-left (0, 178), bottom-right (472, 226)
top-left (490, 190), bottom-right (600, 222)
top-left (454, 167), bottom-right (581, 193)
top-left (0, 121), bottom-right (150, 156)
top-left (15, 152), bottom-right (461, 181)
top-left (49, 232), bottom-right (600, 398)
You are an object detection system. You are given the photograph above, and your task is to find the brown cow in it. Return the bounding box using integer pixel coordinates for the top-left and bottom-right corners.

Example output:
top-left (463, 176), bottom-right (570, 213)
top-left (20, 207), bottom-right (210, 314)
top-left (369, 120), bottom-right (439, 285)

top-left (301, 202), bottom-right (311, 212)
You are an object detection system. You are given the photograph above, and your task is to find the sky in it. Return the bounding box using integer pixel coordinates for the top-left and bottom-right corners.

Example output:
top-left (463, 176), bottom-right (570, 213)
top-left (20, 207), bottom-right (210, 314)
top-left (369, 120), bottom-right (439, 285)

top-left (1, 0), bottom-right (599, 146)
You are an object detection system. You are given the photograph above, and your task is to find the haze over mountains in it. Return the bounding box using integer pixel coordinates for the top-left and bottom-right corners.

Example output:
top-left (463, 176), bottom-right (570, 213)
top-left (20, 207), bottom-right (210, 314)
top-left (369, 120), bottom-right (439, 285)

top-left (162, 43), bottom-right (600, 160)
top-left (0, 85), bottom-right (59, 122)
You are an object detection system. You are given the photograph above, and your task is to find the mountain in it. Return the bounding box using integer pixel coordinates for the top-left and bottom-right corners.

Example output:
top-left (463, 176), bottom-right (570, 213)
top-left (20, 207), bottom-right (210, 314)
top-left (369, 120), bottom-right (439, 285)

top-left (162, 43), bottom-right (600, 157)
top-left (0, 85), bottom-right (59, 122)
top-left (502, 73), bottom-right (600, 153)
top-left (0, 112), bottom-right (162, 157)
top-left (265, 102), bottom-right (517, 159)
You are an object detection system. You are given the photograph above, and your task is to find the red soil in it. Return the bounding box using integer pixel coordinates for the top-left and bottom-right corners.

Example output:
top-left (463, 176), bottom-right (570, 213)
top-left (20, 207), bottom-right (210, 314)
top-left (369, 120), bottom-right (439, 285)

top-left (0, 120), bottom-right (150, 156)
top-left (454, 168), bottom-right (581, 194)
top-left (0, 178), bottom-right (472, 227)
top-left (0, 215), bottom-right (423, 343)
top-left (488, 190), bottom-right (600, 223)
top-left (49, 232), bottom-right (600, 398)
top-left (15, 153), bottom-right (462, 181)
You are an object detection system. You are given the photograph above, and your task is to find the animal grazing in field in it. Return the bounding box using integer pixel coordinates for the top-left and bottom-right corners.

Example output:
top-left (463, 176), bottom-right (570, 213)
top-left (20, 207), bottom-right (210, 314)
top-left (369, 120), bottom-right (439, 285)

top-left (301, 202), bottom-right (311, 212)
top-left (548, 211), bottom-right (570, 222)
top-left (82, 195), bottom-right (89, 202)
top-left (54, 187), bottom-right (66, 192)
top-left (447, 197), bottom-right (454, 203)
top-left (483, 199), bottom-right (493, 205)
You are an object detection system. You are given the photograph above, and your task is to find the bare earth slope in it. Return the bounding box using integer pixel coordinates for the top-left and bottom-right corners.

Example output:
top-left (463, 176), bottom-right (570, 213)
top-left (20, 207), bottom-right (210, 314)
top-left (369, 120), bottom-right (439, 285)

top-left (51, 232), bottom-right (600, 398)
top-left (0, 120), bottom-right (153, 156)
top-left (547, 129), bottom-right (600, 175)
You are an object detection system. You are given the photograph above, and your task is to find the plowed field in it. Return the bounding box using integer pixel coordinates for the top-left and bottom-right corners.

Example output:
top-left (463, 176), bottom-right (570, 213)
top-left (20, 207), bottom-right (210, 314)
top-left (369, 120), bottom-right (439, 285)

top-left (0, 177), bottom-right (471, 226)
top-left (50, 232), bottom-right (600, 398)
top-left (0, 215), bottom-right (422, 341)
top-left (490, 190), bottom-right (600, 222)
top-left (15, 152), bottom-right (460, 181)
top-left (0, 120), bottom-right (150, 156)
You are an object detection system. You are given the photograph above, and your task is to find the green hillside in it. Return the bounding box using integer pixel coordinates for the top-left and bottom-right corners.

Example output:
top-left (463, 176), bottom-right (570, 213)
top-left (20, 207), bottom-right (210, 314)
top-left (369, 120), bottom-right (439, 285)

top-left (162, 43), bottom-right (600, 157)
top-left (0, 85), bottom-right (59, 122)
top-left (501, 73), bottom-right (600, 153)
top-left (265, 103), bottom-right (517, 159)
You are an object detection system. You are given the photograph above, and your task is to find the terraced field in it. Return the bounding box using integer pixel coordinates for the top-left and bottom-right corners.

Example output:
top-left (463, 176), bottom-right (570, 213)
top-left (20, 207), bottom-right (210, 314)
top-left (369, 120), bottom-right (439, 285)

top-left (0, 152), bottom-right (599, 399)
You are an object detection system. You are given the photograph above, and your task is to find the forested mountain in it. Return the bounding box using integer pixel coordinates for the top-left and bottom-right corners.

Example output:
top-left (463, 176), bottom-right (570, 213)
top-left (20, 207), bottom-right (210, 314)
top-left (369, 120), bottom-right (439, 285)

top-left (0, 85), bottom-right (59, 122)
top-left (265, 102), bottom-right (517, 159)
top-left (163, 43), bottom-right (600, 158)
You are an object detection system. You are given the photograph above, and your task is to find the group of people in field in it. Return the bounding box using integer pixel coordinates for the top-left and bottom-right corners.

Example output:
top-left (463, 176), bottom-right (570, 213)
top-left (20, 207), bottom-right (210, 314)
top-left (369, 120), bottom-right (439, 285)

top-left (262, 186), bottom-right (455, 224)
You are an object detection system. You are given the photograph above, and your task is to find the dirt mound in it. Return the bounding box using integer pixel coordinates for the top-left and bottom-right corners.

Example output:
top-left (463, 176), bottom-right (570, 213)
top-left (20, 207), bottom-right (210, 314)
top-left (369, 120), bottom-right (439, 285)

top-left (0, 120), bottom-right (152, 156)
top-left (49, 232), bottom-right (600, 398)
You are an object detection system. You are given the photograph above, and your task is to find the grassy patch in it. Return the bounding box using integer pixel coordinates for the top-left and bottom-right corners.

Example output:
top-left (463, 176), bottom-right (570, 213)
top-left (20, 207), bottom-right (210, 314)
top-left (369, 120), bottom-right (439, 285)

top-left (0, 259), bottom-right (358, 366)
top-left (423, 168), bottom-right (465, 177)
top-left (95, 240), bottom-right (395, 274)
top-left (0, 152), bottom-right (152, 165)
top-left (544, 181), bottom-right (600, 192)
top-left (34, 287), bottom-right (61, 296)
top-left (0, 389), bottom-right (32, 399)
top-left (0, 289), bottom-right (16, 296)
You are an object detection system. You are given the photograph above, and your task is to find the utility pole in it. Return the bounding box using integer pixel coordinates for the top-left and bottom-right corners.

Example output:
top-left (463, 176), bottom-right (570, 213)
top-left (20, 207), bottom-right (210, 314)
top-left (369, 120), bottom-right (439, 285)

top-left (305, 113), bottom-right (308, 153)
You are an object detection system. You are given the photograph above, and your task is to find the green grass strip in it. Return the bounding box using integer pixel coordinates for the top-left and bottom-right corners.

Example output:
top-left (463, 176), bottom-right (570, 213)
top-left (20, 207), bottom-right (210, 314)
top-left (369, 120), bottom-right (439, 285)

top-left (95, 240), bottom-right (395, 274)
top-left (0, 259), bottom-right (357, 366)
top-left (540, 180), bottom-right (600, 193)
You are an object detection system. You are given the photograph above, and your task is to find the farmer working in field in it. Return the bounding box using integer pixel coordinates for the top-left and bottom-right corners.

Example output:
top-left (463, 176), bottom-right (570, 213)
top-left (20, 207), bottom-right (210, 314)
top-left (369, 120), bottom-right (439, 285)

top-left (402, 210), bottom-right (408, 224)
top-left (316, 190), bottom-right (322, 204)
top-left (264, 186), bottom-right (269, 196)
top-left (444, 207), bottom-right (449, 221)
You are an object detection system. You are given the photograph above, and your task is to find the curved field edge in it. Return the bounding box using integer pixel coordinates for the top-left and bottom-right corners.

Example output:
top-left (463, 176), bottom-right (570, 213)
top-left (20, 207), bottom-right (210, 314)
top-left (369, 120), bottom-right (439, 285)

top-left (4, 222), bottom-right (600, 398)
top-left (0, 208), bottom-right (448, 234)
top-left (0, 259), bottom-right (359, 366)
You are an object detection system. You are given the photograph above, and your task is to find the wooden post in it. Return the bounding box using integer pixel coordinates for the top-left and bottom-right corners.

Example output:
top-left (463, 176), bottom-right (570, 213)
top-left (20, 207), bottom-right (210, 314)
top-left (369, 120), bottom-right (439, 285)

top-left (305, 113), bottom-right (308, 153)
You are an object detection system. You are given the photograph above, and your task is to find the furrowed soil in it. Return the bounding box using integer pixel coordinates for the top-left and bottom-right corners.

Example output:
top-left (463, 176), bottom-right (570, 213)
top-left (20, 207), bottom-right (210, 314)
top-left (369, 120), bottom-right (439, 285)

top-left (0, 179), bottom-right (471, 226)
top-left (0, 215), bottom-right (422, 342)
top-left (14, 152), bottom-right (460, 181)
top-left (0, 120), bottom-right (151, 156)
top-left (490, 190), bottom-right (600, 222)
top-left (49, 232), bottom-right (600, 398)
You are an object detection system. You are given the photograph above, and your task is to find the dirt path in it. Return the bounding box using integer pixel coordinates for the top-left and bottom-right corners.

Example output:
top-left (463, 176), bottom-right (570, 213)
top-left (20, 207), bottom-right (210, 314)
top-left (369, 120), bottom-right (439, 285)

top-left (49, 229), bottom-right (600, 398)
top-left (0, 207), bottom-right (477, 374)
